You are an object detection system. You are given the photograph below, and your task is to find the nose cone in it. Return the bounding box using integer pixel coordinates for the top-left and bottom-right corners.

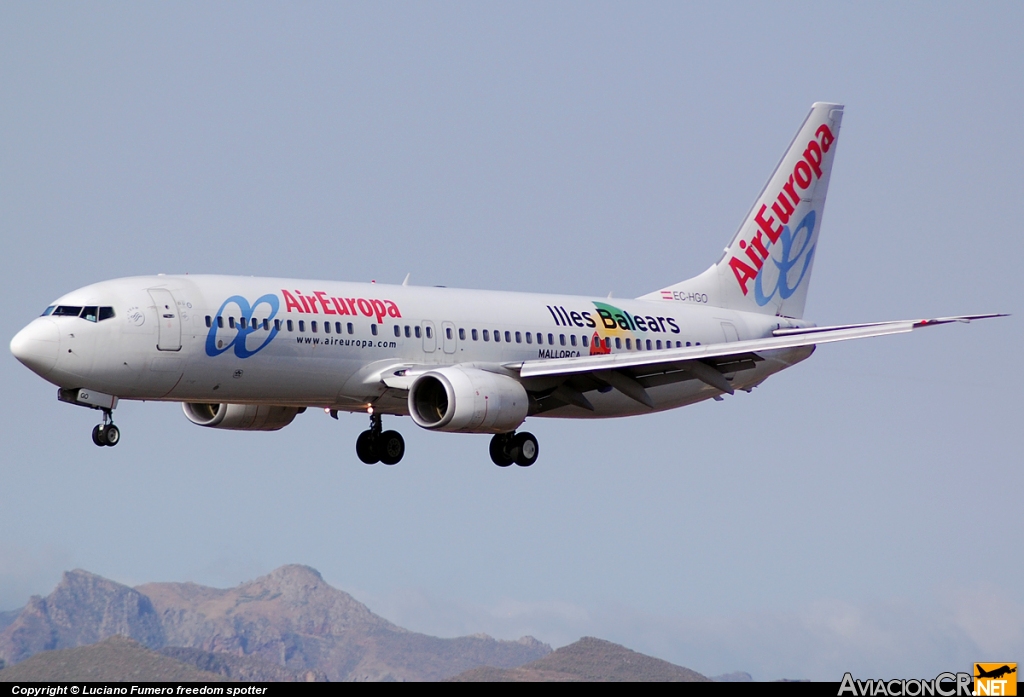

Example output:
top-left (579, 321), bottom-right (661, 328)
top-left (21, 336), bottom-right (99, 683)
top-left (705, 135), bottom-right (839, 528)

top-left (10, 318), bottom-right (60, 376)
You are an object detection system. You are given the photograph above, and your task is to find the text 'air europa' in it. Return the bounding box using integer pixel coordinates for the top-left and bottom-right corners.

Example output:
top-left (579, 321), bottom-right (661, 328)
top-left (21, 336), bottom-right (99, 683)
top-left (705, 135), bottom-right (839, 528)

top-left (729, 122), bottom-right (835, 295)
top-left (282, 290), bottom-right (402, 323)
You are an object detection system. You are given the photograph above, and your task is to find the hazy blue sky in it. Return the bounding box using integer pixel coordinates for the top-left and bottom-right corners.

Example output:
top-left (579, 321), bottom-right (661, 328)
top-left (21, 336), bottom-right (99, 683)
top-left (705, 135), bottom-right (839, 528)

top-left (1, 2), bottom-right (1020, 681)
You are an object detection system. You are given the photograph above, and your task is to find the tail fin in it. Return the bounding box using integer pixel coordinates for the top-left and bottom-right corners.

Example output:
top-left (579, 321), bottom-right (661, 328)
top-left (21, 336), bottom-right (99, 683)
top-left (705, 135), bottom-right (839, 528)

top-left (640, 102), bottom-right (844, 319)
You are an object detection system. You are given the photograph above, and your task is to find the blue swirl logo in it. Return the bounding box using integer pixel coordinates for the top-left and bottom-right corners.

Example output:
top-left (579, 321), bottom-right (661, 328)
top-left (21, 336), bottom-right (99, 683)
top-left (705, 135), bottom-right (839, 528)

top-left (754, 210), bottom-right (816, 306)
top-left (205, 294), bottom-right (280, 358)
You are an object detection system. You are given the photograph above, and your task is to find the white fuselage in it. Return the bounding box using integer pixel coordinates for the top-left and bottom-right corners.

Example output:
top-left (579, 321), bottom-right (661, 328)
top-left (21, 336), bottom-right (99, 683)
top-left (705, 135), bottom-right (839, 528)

top-left (14, 274), bottom-right (814, 420)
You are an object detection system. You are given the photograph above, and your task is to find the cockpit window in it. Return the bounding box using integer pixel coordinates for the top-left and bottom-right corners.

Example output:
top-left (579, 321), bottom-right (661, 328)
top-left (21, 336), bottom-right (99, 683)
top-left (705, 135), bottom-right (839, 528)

top-left (50, 305), bottom-right (116, 321)
top-left (41, 306), bottom-right (56, 316)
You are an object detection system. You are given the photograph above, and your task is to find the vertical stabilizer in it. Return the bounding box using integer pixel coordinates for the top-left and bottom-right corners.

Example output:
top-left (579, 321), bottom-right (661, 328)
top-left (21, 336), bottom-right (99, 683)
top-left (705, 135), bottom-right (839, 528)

top-left (640, 102), bottom-right (844, 319)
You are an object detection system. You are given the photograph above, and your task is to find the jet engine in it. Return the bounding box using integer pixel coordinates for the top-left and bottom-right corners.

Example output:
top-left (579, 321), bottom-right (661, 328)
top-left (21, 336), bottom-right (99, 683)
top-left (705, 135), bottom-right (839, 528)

top-left (408, 367), bottom-right (528, 433)
top-left (182, 403), bottom-right (303, 431)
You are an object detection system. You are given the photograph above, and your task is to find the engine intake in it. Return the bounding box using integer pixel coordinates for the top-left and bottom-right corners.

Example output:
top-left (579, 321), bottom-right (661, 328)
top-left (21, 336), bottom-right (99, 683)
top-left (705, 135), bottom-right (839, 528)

top-left (182, 403), bottom-right (302, 431)
top-left (408, 367), bottom-right (528, 433)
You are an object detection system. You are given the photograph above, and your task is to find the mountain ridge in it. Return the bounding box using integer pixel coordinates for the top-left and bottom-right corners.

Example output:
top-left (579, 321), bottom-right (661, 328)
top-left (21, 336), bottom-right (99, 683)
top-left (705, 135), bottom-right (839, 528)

top-left (0, 565), bottom-right (549, 681)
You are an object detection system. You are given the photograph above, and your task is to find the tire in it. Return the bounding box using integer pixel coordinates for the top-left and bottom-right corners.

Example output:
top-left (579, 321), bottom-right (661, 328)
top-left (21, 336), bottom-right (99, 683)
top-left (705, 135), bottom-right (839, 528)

top-left (377, 431), bottom-right (405, 465)
top-left (92, 425), bottom-right (106, 447)
top-left (103, 424), bottom-right (120, 447)
top-left (513, 432), bottom-right (538, 467)
top-left (489, 434), bottom-right (514, 467)
top-left (356, 430), bottom-right (379, 464)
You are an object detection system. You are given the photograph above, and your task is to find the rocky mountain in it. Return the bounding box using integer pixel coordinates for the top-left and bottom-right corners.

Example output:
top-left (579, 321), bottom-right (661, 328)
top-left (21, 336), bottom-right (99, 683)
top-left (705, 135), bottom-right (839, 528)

top-left (447, 636), bottom-right (710, 682)
top-left (158, 647), bottom-right (327, 682)
top-left (0, 636), bottom-right (224, 682)
top-left (0, 570), bottom-right (164, 665)
top-left (0, 565), bottom-right (550, 681)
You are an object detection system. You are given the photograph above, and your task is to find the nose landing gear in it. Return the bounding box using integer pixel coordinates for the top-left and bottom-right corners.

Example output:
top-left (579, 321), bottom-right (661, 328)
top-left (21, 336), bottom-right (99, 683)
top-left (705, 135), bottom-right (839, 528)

top-left (489, 431), bottom-right (538, 467)
top-left (356, 412), bottom-right (405, 465)
top-left (91, 409), bottom-right (120, 447)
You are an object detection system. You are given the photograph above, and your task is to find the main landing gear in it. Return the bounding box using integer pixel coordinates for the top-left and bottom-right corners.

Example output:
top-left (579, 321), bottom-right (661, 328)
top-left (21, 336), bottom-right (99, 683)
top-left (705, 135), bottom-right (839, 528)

top-left (91, 409), bottom-right (120, 447)
top-left (356, 412), bottom-right (405, 465)
top-left (489, 431), bottom-right (539, 467)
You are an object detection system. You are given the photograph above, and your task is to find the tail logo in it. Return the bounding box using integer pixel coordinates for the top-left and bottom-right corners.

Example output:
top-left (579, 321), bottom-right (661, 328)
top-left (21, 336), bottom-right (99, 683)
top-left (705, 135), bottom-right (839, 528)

top-left (753, 210), bottom-right (816, 306)
top-left (728, 123), bottom-right (835, 297)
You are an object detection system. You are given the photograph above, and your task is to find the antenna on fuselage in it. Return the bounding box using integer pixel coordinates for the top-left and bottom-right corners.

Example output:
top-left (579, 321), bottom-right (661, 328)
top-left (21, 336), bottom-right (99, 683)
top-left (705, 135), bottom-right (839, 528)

top-left (402, 273), bottom-right (411, 286)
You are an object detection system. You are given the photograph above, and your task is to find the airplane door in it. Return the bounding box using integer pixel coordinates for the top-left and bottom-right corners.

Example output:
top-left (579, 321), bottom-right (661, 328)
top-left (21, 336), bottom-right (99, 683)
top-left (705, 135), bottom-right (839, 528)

top-left (421, 321), bottom-right (436, 353)
top-left (441, 321), bottom-right (457, 354)
top-left (148, 289), bottom-right (182, 351)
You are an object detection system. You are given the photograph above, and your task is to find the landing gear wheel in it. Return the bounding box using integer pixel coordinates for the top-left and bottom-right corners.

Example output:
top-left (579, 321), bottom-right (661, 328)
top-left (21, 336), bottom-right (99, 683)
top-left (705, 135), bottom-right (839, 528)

top-left (489, 434), bottom-right (514, 467)
top-left (512, 432), bottom-right (538, 467)
top-left (92, 425), bottom-right (105, 447)
top-left (356, 430), bottom-right (379, 464)
top-left (377, 431), bottom-right (405, 465)
top-left (102, 424), bottom-right (120, 447)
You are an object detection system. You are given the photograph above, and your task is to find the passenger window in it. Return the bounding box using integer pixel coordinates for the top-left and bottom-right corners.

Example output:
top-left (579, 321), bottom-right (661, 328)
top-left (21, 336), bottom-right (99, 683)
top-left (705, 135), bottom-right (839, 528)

top-left (205, 316), bottom-right (212, 328)
top-left (548, 334), bottom-right (554, 345)
top-left (394, 325), bottom-right (400, 337)
top-left (472, 329), bottom-right (478, 341)
top-left (241, 317), bottom-right (249, 329)
top-left (426, 326), bottom-right (432, 339)
top-left (371, 324), bottom-right (378, 336)
top-left (646, 339), bottom-right (652, 350)
top-left (686, 341), bottom-right (691, 346)
top-left (625, 338), bottom-right (631, 349)
top-left (581, 336), bottom-right (588, 347)
top-left (415, 326), bottom-right (421, 338)
top-left (405, 326), bottom-right (411, 338)
top-left (459, 328), bottom-right (466, 340)
top-left (515, 331), bottom-right (521, 343)
top-left (536, 333), bottom-right (543, 345)
top-left (335, 322), bottom-right (341, 334)
top-left (504, 331), bottom-right (511, 343)
top-left (446, 327), bottom-right (452, 340)
top-left (217, 317), bottom-right (224, 328)
top-left (615, 337), bottom-right (621, 349)
top-left (275, 319), bottom-right (281, 331)
top-left (229, 317), bottom-right (236, 329)
top-left (559, 334), bottom-right (566, 346)
top-left (314, 321), bottom-right (321, 333)
top-left (287, 320), bottom-right (293, 332)
top-left (494, 331), bottom-right (501, 343)
top-left (482, 330), bottom-right (489, 341)
top-left (526, 332), bottom-right (532, 344)
top-left (656, 340), bottom-right (662, 349)
top-left (347, 323), bottom-right (354, 334)
top-left (324, 321), bottom-right (331, 334)
top-left (298, 321), bottom-right (305, 332)
top-left (570, 335), bottom-right (577, 347)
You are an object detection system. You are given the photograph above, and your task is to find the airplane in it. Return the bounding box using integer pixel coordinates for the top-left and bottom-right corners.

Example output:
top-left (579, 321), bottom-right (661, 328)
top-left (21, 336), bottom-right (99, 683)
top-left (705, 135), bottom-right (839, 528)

top-left (9, 102), bottom-right (1005, 467)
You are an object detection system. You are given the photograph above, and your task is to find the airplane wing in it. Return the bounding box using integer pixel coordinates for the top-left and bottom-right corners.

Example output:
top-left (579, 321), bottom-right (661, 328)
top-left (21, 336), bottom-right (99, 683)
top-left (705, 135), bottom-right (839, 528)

top-left (503, 314), bottom-right (1006, 409)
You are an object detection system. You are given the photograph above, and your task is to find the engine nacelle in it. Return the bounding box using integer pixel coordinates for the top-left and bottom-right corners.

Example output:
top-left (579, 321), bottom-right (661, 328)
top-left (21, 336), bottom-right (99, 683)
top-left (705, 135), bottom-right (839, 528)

top-left (182, 403), bottom-right (302, 431)
top-left (408, 367), bottom-right (528, 434)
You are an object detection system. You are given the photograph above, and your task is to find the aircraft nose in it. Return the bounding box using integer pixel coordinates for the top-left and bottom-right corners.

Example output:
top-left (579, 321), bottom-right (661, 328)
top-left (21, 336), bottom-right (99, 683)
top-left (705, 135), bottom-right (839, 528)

top-left (10, 318), bottom-right (60, 376)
